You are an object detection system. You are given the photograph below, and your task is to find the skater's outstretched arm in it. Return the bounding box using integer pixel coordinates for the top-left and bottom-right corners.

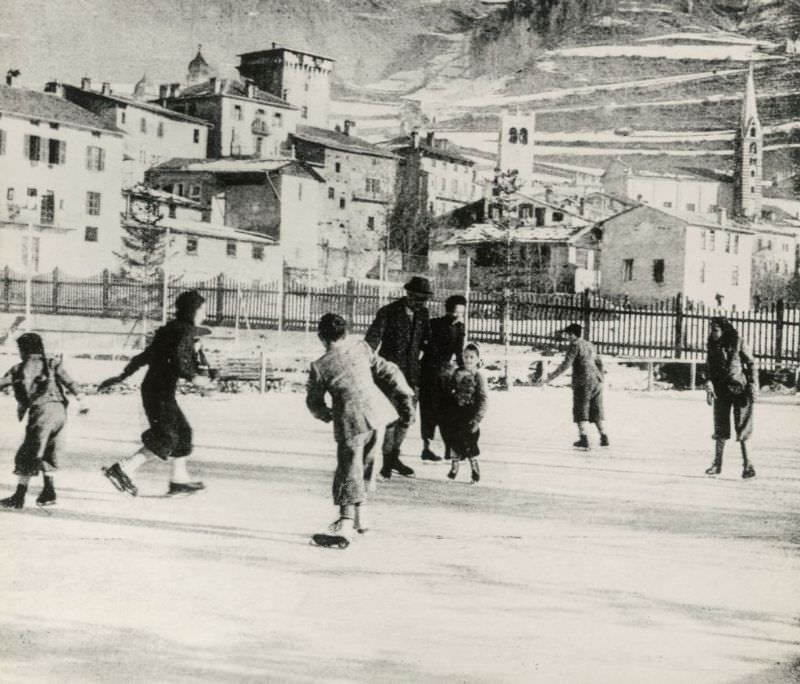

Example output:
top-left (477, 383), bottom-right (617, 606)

top-left (540, 342), bottom-right (577, 385)
top-left (97, 346), bottom-right (153, 391)
top-left (305, 364), bottom-right (332, 423)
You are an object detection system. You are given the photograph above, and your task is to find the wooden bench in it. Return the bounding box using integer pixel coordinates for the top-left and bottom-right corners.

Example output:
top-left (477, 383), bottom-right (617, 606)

top-left (618, 357), bottom-right (703, 391)
top-left (212, 353), bottom-right (284, 393)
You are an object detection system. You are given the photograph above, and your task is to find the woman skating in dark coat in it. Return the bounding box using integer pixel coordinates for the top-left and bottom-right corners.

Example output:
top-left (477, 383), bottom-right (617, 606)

top-left (99, 290), bottom-right (211, 496)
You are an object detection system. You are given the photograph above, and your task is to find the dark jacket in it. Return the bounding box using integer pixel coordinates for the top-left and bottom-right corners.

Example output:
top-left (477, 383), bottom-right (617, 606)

top-left (123, 319), bottom-right (198, 395)
top-left (706, 335), bottom-right (756, 395)
top-left (0, 355), bottom-right (77, 420)
top-left (422, 314), bottom-right (465, 372)
top-left (365, 298), bottom-right (431, 389)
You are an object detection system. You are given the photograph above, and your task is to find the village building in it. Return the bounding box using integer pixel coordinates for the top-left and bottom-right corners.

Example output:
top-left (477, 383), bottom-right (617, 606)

top-left (45, 79), bottom-right (211, 187)
top-left (497, 111), bottom-right (535, 181)
top-left (598, 204), bottom-right (754, 309)
top-left (531, 161), bottom-right (604, 194)
top-left (0, 83), bottom-right (124, 276)
top-left (122, 185), bottom-right (279, 282)
top-left (236, 44), bottom-right (334, 128)
top-left (290, 122), bottom-right (398, 277)
top-left (145, 157), bottom-right (324, 271)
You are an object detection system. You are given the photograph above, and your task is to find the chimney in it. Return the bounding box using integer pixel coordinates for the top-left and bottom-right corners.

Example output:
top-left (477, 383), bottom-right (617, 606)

top-left (170, 83), bottom-right (181, 97)
top-left (44, 81), bottom-right (63, 97)
top-left (343, 120), bottom-right (354, 136)
top-left (208, 77), bottom-right (216, 93)
top-left (334, 124), bottom-right (342, 133)
top-left (410, 129), bottom-right (419, 149)
top-left (81, 76), bottom-right (91, 90)
top-left (245, 81), bottom-right (256, 98)
top-left (272, 42), bottom-right (278, 49)
top-left (101, 82), bottom-right (112, 95)
top-left (426, 131), bottom-right (435, 147)
top-left (717, 207), bottom-right (727, 225)
top-left (159, 83), bottom-right (170, 99)
top-left (545, 187), bottom-right (553, 204)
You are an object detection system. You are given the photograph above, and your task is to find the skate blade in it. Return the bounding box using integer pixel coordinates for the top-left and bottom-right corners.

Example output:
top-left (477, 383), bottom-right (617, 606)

top-left (311, 533), bottom-right (350, 549)
top-left (36, 501), bottom-right (57, 507)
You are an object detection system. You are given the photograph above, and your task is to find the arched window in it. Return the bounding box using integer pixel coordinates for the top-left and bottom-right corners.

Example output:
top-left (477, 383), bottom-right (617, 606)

top-left (749, 142), bottom-right (757, 155)
top-left (519, 128), bottom-right (528, 145)
top-left (750, 156), bottom-right (757, 165)
top-left (508, 127), bottom-right (518, 144)
top-left (750, 126), bottom-right (756, 137)
top-left (750, 169), bottom-right (756, 177)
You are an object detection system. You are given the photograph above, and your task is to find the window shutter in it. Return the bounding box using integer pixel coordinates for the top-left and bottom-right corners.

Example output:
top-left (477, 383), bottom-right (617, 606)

top-left (24, 134), bottom-right (30, 159)
top-left (99, 148), bottom-right (105, 170)
top-left (0, 130), bottom-right (5, 155)
top-left (86, 146), bottom-right (91, 170)
top-left (59, 140), bottom-right (66, 164)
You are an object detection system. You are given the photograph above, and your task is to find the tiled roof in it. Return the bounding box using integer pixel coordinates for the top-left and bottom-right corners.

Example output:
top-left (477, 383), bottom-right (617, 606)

top-left (124, 184), bottom-right (205, 208)
top-left (238, 46), bottom-right (335, 63)
top-left (292, 125), bottom-right (395, 159)
top-left (123, 217), bottom-right (275, 243)
top-left (152, 156), bottom-right (326, 182)
top-left (444, 222), bottom-right (592, 246)
top-left (0, 85), bottom-right (121, 134)
top-left (379, 134), bottom-right (474, 165)
top-left (169, 79), bottom-right (296, 110)
top-left (61, 84), bottom-right (212, 126)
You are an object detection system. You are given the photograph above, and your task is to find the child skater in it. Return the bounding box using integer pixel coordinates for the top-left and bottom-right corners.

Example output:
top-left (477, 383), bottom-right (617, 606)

top-left (98, 290), bottom-right (212, 496)
top-left (306, 313), bottom-right (414, 547)
top-left (440, 342), bottom-right (488, 484)
top-left (0, 333), bottom-right (87, 509)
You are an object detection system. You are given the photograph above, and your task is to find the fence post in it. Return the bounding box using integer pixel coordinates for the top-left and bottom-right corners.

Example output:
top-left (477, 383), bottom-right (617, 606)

top-left (775, 299), bottom-right (785, 365)
top-left (582, 288), bottom-right (591, 339)
top-left (51, 267), bottom-right (60, 313)
top-left (2, 266), bottom-right (10, 312)
top-left (464, 255), bottom-right (472, 339)
top-left (277, 259), bottom-right (285, 333)
top-left (674, 292), bottom-right (684, 359)
top-left (259, 349), bottom-right (266, 394)
top-left (215, 273), bottom-right (225, 325)
top-left (101, 269), bottom-right (110, 315)
top-left (346, 278), bottom-right (357, 325)
top-left (304, 272), bottom-right (312, 334)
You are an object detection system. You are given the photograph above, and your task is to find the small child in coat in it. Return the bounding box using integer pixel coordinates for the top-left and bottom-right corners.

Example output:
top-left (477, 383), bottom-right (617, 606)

top-left (440, 342), bottom-right (488, 484)
top-left (0, 333), bottom-right (86, 509)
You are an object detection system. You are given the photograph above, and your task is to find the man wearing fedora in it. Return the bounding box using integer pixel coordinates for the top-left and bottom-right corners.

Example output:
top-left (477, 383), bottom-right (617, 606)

top-left (365, 276), bottom-right (433, 478)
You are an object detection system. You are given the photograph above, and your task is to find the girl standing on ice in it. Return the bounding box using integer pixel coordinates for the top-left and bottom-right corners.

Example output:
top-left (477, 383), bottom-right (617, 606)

top-left (0, 333), bottom-right (87, 509)
top-left (440, 342), bottom-right (488, 484)
top-left (98, 290), bottom-right (212, 496)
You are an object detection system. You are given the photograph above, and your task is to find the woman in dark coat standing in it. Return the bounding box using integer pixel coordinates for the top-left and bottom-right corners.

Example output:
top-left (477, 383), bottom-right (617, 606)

top-left (704, 316), bottom-right (757, 479)
top-left (99, 290), bottom-right (211, 496)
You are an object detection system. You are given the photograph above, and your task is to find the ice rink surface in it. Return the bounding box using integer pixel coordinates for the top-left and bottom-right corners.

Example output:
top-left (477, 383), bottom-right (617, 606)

top-left (1, 388), bottom-right (798, 683)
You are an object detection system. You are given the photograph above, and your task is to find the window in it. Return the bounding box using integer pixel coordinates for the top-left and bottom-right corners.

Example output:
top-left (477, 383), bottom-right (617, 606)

top-left (190, 185), bottom-right (201, 198)
top-left (519, 128), bottom-right (528, 145)
top-left (27, 187), bottom-right (37, 197)
top-left (552, 211), bottom-right (564, 222)
top-left (700, 261), bottom-right (706, 283)
top-left (327, 187), bottom-right (335, 199)
top-left (339, 197), bottom-right (346, 209)
top-left (120, 111), bottom-right (126, 124)
top-left (663, 201), bottom-right (672, 208)
top-left (255, 136), bottom-right (264, 155)
top-left (365, 178), bottom-right (381, 194)
top-left (252, 244), bottom-right (264, 260)
top-left (701, 230), bottom-right (707, 250)
top-left (234, 105), bottom-right (243, 121)
top-left (732, 266), bottom-right (739, 286)
top-left (157, 122), bottom-right (164, 138)
top-left (451, 179), bottom-right (458, 195)
top-left (48, 138), bottom-right (65, 164)
top-left (25, 134), bottom-right (42, 161)
top-left (0, 129), bottom-right (4, 155)
top-left (334, 162), bottom-right (341, 173)
top-left (301, 106), bottom-right (308, 119)
top-left (652, 259), bottom-right (665, 283)
top-left (708, 230), bottom-right (715, 251)
top-left (622, 258), bottom-right (634, 282)
top-left (168, 204), bottom-right (176, 219)
top-left (86, 146), bottom-right (105, 171)
top-left (298, 183), bottom-right (303, 201)
top-left (750, 156), bottom-right (757, 166)
top-left (176, 183), bottom-right (185, 197)
top-left (750, 186), bottom-right (755, 194)
top-left (226, 240), bottom-right (237, 257)
top-left (186, 237), bottom-right (198, 255)
top-left (40, 191), bottom-right (54, 224)
top-left (256, 108), bottom-right (265, 117)
top-left (273, 112), bottom-right (282, 128)
top-left (724, 232), bottom-right (731, 253)
top-left (193, 128), bottom-right (200, 143)
top-left (140, 117), bottom-right (147, 133)
top-left (86, 191), bottom-right (101, 215)
top-left (508, 127), bottom-right (517, 144)
top-left (686, 203), bottom-right (696, 212)
top-left (84, 226), bottom-right (98, 242)
top-left (367, 216), bottom-right (375, 230)
top-left (750, 169), bottom-right (756, 177)
top-left (6, 188), bottom-right (14, 201)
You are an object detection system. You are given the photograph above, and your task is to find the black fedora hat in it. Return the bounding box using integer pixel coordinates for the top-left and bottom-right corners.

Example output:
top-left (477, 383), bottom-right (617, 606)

top-left (404, 276), bottom-right (433, 296)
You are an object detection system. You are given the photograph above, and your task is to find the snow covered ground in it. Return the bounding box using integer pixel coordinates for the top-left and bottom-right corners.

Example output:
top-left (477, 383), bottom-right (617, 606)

top-left (1, 387), bottom-right (798, 683)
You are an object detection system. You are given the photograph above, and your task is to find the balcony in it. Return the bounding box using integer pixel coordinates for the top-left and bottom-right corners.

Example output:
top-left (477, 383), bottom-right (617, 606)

top-left (351, 189), bottom-right (391, 205)
top-left (251, 118), bottom-right (270, 136)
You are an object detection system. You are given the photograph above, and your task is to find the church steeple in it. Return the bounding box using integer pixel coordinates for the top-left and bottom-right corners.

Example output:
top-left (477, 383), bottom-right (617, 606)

top-left (734, 63), bottom-right (763, 220)
top-left (187, 44), bottom-right (212, 85)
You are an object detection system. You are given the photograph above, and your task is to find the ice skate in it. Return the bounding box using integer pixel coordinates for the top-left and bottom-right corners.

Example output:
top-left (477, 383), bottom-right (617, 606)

top-left (447, 459), bottom-right (459, 480)
top-left (599, 434), bottom-right (610, 447)
top-left (742, 464), bottom-right (756, 479)
top-left (392, 459), bottom-right (415, 478)
top-left (0, 485), bottom-right (27, 510)
top-left (705, 461), bottom-right (722, 476)
top-left (36, 478), bottom-right (56, 507)
top-left (573, 435), bottom-right (589, 450)
top-left (470, 459), bottom-right (480, 484)
top-left (167, 481), bottom-right (206, 496)
top-left (311, 517), bottom-right (354, 549)
top-left (354, 507), bottom-right (368, 534)
top-left (102, 463), bottom-right (138, 496)
top-left (420, 447), bottom-right (442, 462)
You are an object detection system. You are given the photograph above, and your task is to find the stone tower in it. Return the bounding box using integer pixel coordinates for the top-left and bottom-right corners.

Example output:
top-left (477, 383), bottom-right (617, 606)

top-left (734, 63), bottom-right (763, 220)
top-left (497, 110), bottom-right (536, 183)
top-left (237, 44), bottom-right (334, 128)
top-left (187, 45), bottom-right (212, 86)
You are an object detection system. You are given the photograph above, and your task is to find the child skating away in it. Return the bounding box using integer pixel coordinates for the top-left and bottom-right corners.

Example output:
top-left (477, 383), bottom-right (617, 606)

top-left (97, 290), bottom-right (212, 497)
top-left (536, 323), bottom-right (609, 449)
top-left (440, 342), bottom-right (488, 484)
top-left (0, 333), bottom-right (87, 509)
top-left (306, 313), bottom-right (414, 547)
